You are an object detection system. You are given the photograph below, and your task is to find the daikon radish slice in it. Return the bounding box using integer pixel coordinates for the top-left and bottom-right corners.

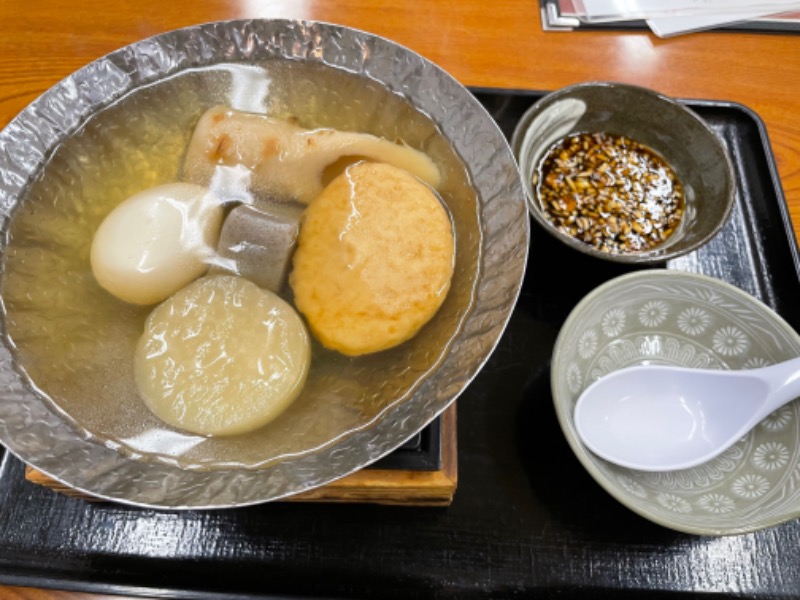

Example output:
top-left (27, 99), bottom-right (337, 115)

top-left (135, 274), bottom-right (311, 436)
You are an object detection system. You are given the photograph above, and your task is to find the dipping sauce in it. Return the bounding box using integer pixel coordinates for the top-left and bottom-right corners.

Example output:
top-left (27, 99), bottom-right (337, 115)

top-left (534, 132), bottom-right (685, 253)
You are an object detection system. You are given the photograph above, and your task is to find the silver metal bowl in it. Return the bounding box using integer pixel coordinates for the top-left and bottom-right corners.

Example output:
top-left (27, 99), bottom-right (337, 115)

top-left (0, 19), bottom-right (529, 508)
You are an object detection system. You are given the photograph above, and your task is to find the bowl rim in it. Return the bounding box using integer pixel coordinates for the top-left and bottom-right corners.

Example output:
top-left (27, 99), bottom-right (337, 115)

top-left (0, 18), bottom-right (530, 508)
top-left (551, 269), bottom-right (800, 535)
top-left (511, 80), bottom-right (737, 265)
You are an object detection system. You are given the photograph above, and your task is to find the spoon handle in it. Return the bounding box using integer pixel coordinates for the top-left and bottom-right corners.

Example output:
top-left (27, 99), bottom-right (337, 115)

top-left (759, 356), bottom-right (800, 415)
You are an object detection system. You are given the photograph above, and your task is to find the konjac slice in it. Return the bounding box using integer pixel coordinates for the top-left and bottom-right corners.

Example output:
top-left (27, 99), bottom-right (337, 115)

top-left (134, 274), bottom-right (310, 436)
top-left (214, 202), bottom-right (303, 292)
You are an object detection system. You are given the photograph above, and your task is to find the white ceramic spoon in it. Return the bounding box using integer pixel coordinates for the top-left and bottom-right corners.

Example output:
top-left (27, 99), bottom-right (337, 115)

top-left (573, 357), bottom-right (800, 471)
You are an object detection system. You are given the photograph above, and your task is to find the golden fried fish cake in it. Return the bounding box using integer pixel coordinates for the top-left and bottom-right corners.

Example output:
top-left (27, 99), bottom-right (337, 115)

top-left (290, 162), bottom-right (454, 356)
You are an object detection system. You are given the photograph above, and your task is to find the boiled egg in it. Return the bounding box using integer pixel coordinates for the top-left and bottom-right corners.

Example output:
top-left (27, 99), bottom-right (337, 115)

top-left (90, 182), bottom-right (224, 305)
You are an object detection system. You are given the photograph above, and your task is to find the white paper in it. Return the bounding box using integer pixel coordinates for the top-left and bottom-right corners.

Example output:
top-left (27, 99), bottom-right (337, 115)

top-left (646, 9), bottom-right (787, 36)
top-left (575, 0), bottom-right (800, 21)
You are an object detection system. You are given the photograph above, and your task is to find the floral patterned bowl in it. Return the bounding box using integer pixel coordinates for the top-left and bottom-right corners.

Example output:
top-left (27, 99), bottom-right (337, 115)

top-left (552, 270), bottom-right (800, 535)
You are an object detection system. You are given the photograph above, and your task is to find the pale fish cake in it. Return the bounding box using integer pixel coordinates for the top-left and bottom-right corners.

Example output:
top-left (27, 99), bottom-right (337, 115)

top-left (134, 274), bottom-right (311, 436)
top-left (181, 105), bottom-right (442, 205)
top-left (290, 161), bottom-right (454, 356)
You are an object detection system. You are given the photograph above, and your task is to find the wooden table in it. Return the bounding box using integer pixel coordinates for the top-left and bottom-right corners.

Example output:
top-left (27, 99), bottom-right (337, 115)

top-left (1, 1), bottom-right (799, 598)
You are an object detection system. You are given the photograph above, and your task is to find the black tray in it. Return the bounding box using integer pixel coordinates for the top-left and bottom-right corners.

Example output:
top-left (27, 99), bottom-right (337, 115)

top-left (1, 89), bottom-right (799, 599)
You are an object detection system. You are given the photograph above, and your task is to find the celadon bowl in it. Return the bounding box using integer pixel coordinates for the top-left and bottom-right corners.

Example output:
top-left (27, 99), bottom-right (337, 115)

top-left (552, 270), bottom-right (800, 535)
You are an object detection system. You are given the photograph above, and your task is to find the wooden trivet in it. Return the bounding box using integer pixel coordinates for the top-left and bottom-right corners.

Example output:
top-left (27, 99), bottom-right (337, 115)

top-left (25, 405), bottom-right (457, 507)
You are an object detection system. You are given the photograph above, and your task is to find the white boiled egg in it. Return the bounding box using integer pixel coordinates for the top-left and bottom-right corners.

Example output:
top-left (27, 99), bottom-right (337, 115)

top-left (90, 182), bottom-right (223, 305)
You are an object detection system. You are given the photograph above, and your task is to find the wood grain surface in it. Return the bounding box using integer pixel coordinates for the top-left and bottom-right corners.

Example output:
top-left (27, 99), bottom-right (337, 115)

top-left (24, 405), bottom-right (458, 507)
top-left (1, 1), bottom-right (799, 598)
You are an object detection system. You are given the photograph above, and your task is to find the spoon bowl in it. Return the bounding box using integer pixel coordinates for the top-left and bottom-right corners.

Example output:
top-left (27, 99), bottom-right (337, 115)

top-left (574, 358), bottom-right (800, 471)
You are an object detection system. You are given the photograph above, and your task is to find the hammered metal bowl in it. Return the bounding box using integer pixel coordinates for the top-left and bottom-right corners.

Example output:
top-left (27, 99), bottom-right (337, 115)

top-left (552, 270), bottom-right (800, 535)
top-left (0, 20), bottom-right (529, 508)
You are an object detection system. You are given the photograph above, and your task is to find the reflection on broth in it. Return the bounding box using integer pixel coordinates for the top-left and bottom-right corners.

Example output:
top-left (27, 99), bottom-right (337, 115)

top-left (0, 61), bottom-right (479, 469)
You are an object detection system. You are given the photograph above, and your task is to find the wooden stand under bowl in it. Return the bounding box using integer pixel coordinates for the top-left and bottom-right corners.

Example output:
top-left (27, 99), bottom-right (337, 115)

top-left (25, 404), bottom-right (458, 507)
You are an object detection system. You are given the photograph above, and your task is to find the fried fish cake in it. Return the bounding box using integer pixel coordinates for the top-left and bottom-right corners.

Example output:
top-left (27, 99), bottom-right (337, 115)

top-left (290, 162), bottom-right (454, 356)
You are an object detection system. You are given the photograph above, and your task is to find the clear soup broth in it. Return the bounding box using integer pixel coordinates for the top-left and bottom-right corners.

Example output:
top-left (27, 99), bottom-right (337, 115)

top-left (1, 61), bottom-right (479, 469)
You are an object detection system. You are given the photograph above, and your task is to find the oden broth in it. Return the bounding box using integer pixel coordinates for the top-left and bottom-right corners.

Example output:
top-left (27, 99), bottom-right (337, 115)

top-left (0, 61), bottom-right (479, 468)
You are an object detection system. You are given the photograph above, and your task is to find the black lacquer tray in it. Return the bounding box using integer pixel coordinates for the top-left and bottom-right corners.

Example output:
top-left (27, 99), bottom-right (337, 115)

top-left (1, 89), bottom-right (799, 598)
